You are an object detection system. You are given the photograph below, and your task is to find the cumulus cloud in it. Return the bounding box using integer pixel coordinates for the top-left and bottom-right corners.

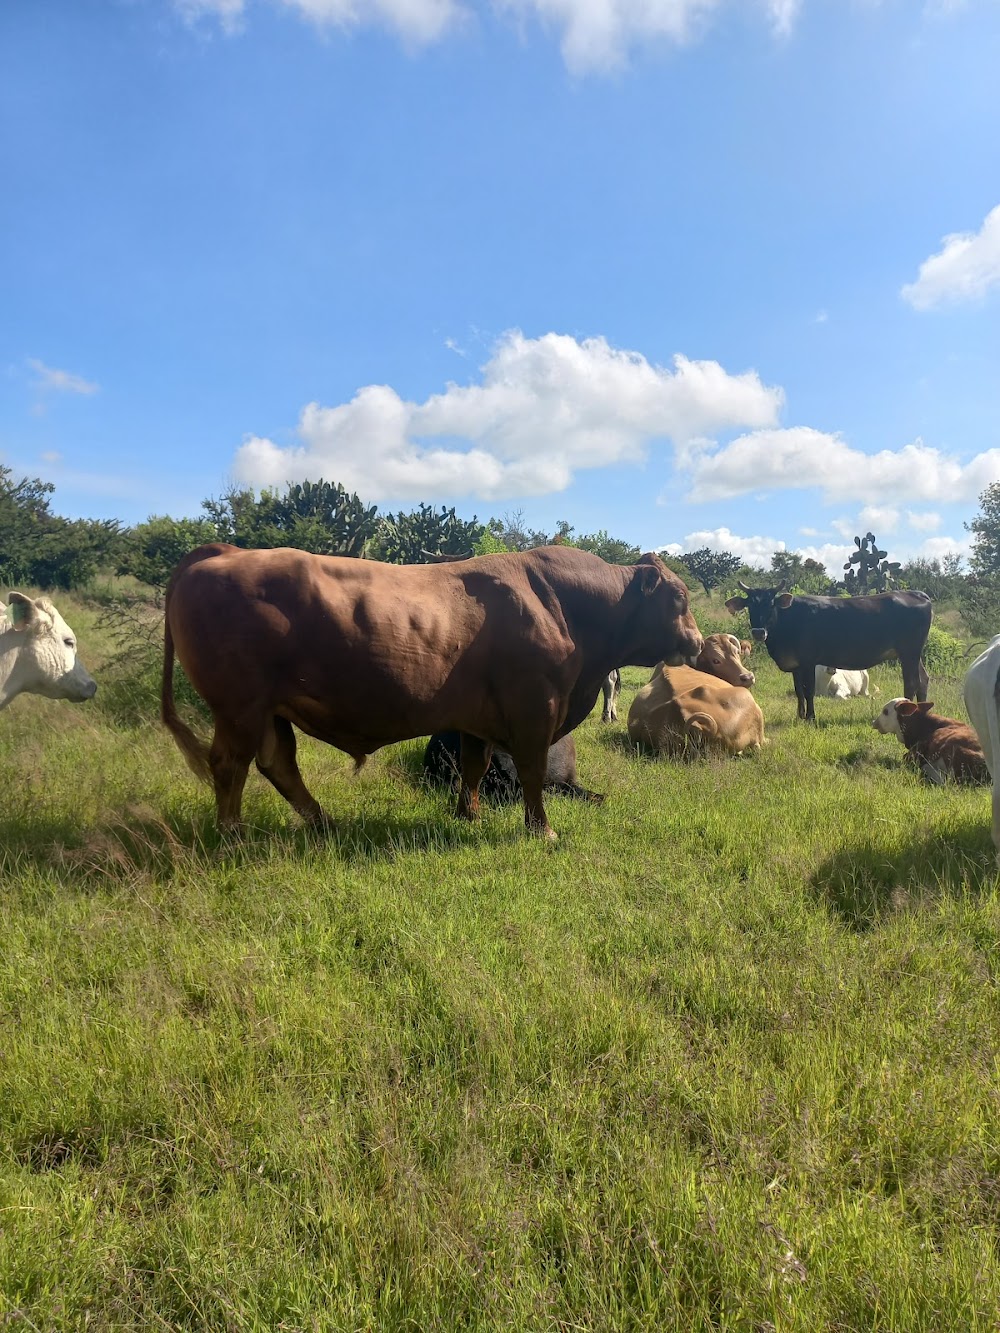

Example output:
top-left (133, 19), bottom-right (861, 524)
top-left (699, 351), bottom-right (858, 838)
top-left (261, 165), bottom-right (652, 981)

top-left (174, 0), bottom-right (245, 30)
top-left (170, 0), bottom-right (887, 71)
top-left (685, 428), bottom-right (1000, 505)
top-left (27, 358), bottom-right (99, 396)
top-left (660, 526), bottom-right (854, 572)
top-left (659, 525), bottom-right (786, 565)
top-left (280, 0), bottom-right (461, 43)
top-left (901, 204), bottom-right (1000, 309)
top-left (922, 535), bottom-right (970, 561)
top-left (906, 510), bottom-right (942, 533)
top-left (234, 329), bottom-right (782, 501)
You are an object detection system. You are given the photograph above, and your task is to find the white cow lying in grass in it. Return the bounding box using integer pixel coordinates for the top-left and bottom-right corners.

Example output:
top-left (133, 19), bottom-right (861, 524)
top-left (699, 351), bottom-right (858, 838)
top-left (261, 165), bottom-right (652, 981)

top-left (963, 635), bottom-right (1000, 865)
top-left (814, 666), bottom-right (872, 699)
top-left (0, 593), bottom-right (97, 710)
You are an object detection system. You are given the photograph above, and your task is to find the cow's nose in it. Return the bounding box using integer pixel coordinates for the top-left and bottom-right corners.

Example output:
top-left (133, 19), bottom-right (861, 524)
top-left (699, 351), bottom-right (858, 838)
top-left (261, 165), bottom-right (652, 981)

top-left (741, 673), bottom-right (755, 686)
top-left (751, 629), bottom-right (767, 641)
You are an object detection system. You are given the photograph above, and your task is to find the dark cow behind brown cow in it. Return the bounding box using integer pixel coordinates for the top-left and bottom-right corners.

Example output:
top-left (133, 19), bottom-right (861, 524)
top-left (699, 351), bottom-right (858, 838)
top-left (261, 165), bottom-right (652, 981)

top-left (422, 731), bottom-right (603, 804)
top-left (161, 544), bottom-right (702, 839)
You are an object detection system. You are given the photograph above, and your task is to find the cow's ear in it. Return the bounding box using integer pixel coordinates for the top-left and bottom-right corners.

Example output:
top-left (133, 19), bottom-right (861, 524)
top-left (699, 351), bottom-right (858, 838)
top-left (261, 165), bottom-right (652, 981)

top-left (634, 553), bottom-right (665, 596)
top-left (895, 700), bottom-right (918, 717)
top-left (724, 596), bottom-right (748, 616)
top-left (775, 593), bottom-right (794, 610)
top-left (6, 592), bottom-right (37, 631)
top-left (917, 701), bottom-right (934, 712)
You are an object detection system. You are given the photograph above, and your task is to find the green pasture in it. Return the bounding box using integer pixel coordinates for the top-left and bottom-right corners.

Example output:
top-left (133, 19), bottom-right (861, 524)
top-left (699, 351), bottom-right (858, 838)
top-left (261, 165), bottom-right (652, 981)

top-left (1, 593), bottom-right (999, 1330)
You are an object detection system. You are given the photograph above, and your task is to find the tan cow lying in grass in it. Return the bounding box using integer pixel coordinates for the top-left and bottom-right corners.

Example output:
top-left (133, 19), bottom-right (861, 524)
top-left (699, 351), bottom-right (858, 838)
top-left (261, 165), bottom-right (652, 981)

top-left (627, 634), bottom-right (764, 756)
top-left (0, 593), bottom-right (96, 710)
top-left (871, 698), bottom-right (989, 785)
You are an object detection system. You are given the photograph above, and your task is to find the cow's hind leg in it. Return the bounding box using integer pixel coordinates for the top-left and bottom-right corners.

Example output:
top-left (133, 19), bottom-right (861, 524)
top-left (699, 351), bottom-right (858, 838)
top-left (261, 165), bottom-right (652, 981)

top-left (792, 666), bottom-right (816, 721)
top-left (455, 733), bottom-right (493, 822)
top-left (900, 653), bottom-right (929, 702)
top-left (209, 721), bottom-right (255, 832)
top-left (255, 715), bottom-right (326, 826)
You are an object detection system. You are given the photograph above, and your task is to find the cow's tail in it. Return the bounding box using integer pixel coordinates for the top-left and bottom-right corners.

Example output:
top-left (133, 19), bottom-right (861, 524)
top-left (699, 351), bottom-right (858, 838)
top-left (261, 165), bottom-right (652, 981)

top-left (161, 614), bottom-right (212, 784)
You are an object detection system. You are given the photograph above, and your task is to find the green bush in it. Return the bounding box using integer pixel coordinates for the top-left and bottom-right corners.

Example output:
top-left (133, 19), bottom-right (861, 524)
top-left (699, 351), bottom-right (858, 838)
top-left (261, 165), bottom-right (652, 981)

top-left (921, 624), bottom-right (966, 676)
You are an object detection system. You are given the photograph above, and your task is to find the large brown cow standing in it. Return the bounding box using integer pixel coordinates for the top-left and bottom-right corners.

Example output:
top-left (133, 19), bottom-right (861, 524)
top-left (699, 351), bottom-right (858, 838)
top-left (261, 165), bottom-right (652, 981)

top-left (161, 544), bottom-right (702, 839)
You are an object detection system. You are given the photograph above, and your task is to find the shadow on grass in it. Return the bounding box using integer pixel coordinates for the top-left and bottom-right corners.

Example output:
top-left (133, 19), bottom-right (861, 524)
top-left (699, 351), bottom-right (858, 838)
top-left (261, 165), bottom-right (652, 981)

top-left (811, 819), bottom-right (999, 931)
top-left (0, 789), bottom-right (548, 891)
top-left (836, 747), bottom-right (905, 773)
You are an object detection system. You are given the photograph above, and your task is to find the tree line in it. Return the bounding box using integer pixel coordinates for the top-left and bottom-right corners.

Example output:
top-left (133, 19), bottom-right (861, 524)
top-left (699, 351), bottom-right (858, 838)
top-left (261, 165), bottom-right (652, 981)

top-left (4, 464), bottom-right (1000, 632)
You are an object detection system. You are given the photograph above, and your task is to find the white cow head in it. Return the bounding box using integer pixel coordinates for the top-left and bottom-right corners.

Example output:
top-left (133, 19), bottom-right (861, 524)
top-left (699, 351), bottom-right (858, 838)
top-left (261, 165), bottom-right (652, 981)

top-left (0, 593), bottom-right (97, 710)
top-left (871, 698), bottom-right (909, 737)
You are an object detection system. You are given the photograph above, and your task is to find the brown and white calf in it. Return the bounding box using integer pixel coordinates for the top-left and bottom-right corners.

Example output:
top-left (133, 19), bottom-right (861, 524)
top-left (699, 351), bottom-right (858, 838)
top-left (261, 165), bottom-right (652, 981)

top-left (871, 698), bottom-right (988, 785)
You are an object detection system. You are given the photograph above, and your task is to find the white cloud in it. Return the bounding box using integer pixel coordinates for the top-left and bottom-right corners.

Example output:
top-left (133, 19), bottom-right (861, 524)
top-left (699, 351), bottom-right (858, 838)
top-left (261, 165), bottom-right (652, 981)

top-left (660, 526), bottom-right (855, 572)
top-left (280, 0), bottom-right (461, 44)
top-left (907, 510), bottom-right (942, 532)
top-left (901, 203), bottom-right (1000, 309)
top-left (234, 329), bottom-right (782, 501)
top-left (858, 504), bottom-right (900, 533)
top-left (796, 541), bottom-right (854, 571)
top-left (169, 0), bottom-right (873, 70)
top-left (27, 358), bottom-right (99, 396)
top-left (767, 0), bottom-right (800, 37)
top-left (659, 526), bottom-right (786, 565)
top-left (685, 428), bottom-right (1000, 505)
top-left (799, 526), bottom-right (820, 537)
top-left (922, 534), bottom-right (970, 561)
top-left (174, 0), bottom-right (245, 31)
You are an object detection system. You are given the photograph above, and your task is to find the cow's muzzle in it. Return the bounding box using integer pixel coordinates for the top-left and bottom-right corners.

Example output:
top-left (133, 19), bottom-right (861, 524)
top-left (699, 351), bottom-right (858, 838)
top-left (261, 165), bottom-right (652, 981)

top-left (751, 628), bottom-right (768, 642)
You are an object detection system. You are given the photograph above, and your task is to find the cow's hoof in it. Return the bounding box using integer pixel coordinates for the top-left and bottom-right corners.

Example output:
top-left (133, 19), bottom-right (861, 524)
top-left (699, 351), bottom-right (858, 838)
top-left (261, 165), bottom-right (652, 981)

top-left (529, 825), bottom-right (558, 842)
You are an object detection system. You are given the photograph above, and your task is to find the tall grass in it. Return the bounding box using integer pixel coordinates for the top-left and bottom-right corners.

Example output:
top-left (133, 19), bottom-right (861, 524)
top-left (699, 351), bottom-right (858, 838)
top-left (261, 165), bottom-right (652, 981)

top-left (1, 592), bottom-right (999, 1329)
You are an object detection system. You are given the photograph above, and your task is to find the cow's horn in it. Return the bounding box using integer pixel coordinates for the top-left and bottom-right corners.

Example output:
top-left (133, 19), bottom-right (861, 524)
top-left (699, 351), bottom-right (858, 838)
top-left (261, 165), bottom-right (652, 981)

top-left (738, 580), bottom-right (751, 592)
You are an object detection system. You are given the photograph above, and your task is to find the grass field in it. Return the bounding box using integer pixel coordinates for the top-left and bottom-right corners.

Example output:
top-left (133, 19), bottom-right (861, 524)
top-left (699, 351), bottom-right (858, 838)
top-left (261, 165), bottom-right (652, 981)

top-left (1, 591), bottom-right (999, 1330)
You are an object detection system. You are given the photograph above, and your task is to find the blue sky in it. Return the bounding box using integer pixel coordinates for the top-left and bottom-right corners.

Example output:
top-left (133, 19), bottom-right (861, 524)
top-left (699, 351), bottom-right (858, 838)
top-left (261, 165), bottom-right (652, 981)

top-left (2, 0), bottom-right (998, 573)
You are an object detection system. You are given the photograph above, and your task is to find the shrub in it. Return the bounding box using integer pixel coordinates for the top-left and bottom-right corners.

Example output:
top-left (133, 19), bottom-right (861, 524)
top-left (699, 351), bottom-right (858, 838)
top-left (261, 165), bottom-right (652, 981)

top-left (921, 625), bottom-right (966, 676)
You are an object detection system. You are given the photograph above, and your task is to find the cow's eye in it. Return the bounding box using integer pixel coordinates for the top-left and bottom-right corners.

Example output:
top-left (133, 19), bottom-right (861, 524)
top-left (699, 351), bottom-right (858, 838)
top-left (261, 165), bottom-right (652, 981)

top-left (63, 637), bottom-right (75, 649)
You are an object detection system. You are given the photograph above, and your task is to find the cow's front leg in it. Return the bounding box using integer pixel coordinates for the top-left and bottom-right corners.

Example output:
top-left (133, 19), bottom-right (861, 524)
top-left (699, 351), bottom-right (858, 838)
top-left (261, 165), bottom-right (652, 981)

top-left (455, 733), bottom-right (492, 822)
top-left (791, 666), bottom-right (810, 721)
top-left (511, 750), bottom-right (556, 841)
top-left (255, 715), bottom-right (327, 826)
top-left (991, 785), bottom-right (1000, 869)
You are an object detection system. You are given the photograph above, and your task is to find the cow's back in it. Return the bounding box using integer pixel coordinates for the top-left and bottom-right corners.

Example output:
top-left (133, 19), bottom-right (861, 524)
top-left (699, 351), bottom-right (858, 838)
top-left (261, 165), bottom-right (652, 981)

top-left (772, 592), bottom-right (931, 671)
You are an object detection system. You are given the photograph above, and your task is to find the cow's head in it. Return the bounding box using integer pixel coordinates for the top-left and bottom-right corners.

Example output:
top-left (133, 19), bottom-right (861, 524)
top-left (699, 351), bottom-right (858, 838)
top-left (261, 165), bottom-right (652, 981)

top-left (724, 581), bottom-right (793, 642)
top-left (696, 633), bottom-right (755, 687)
top-left (628, 553), bottom-right (703, 667)
top-left (871, 698), bottom-right (933, 738)
top-left (0, 594), bottom-right (98, 709)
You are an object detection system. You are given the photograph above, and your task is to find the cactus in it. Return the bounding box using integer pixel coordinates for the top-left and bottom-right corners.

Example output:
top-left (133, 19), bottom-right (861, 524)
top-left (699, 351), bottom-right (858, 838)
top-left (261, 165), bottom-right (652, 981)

top-left (843, 532), bottom-right (901, 593)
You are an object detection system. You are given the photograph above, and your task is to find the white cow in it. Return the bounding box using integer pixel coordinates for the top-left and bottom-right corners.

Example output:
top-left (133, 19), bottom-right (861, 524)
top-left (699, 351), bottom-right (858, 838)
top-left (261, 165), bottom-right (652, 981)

top-left (0, 593), bottom-right (97, 710)
top-left (963, 634), bottom-right (1000, 864)
top-left (814, 665), bottom-right (872, 699)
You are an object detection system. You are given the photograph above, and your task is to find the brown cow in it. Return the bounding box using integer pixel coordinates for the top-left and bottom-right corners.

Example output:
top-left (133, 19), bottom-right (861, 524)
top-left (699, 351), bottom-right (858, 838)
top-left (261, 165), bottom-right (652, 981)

top-left (627, 664), bottom-right (764, 756)
top-left (161, 544), bottom-right (702, 839)
top-left (601, 633), bottom-right (752, 723)
top-left (871, 698), bottom-right (989, 785)
top-left (689, 632), bottom-right (755, 688)
top-left (739, 639), bottom-right (753, 658)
